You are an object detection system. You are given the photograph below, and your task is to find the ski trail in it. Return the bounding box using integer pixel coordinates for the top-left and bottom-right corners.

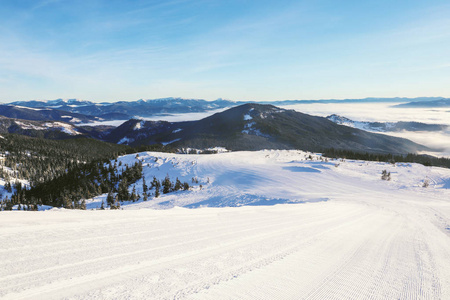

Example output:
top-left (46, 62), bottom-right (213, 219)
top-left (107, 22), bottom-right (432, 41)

top-left (1, 150), bottom-right (450, 299)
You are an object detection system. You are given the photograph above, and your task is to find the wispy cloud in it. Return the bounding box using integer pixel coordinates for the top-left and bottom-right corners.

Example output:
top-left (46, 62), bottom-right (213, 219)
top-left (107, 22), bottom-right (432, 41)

top-left (31, 0), bottom-right (65, 11)
top-left (0, 0), bottom-right (449, 102)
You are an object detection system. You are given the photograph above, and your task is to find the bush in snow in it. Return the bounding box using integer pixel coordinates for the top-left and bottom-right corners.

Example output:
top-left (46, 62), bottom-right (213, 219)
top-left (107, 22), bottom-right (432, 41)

top-left (381, 170), bottom-right (391, 181)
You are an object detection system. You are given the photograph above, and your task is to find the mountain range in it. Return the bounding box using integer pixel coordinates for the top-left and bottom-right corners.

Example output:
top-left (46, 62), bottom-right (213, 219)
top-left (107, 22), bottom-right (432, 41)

top-left (0, 105), bottom-right (99, 123)
top-left (6, 97), bottom-right (445, 120)
top-left (0, 99), bottom-right (438, 155)
top-left (393, 98), bottom-right (450, 108)
top-left (8, 98), bottom-right (237, 120)
top-left (326, 114), bottom-right (449, 132)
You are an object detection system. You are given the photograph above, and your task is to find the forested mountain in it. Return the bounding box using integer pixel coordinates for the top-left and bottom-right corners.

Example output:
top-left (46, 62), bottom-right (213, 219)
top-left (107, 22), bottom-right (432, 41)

top-left (0, 134), bottom-right (169, 210)
top-left (0, 134), bottom-right (129, 185)
top-left (106, 103), bottom-right (430, 154)
top-left (0, 116), bottom-right (88, 139)
top-left (2, 102), bottom-right (430, 155)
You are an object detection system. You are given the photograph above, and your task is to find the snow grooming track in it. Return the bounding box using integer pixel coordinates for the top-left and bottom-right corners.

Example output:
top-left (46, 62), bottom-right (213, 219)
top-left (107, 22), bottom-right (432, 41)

top-left (1, 150), bottom-right (450, 299)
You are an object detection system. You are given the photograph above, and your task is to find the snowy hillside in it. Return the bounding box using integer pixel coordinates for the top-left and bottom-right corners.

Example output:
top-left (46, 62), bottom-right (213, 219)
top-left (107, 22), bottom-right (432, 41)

top-left (82, 150), bottom-right (450, 210)
top-left (1, 150), bottom-right (450, 299)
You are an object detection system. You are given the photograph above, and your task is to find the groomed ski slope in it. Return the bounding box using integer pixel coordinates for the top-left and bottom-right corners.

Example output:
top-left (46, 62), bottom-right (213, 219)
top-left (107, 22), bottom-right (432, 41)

top-left (1, 150), bottom-right (450, 299)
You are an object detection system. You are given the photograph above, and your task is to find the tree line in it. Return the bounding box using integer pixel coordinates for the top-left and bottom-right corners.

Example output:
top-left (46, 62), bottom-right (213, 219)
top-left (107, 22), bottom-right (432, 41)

top-left (322, 148), bottom-right (450, 168)
top-left (0, 134), bottom-right (177, 210)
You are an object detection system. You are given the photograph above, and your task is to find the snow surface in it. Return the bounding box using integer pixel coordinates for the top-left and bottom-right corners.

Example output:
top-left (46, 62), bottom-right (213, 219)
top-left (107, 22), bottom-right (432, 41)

top-left (43, 122), bottom-right (80, 135)
top-left (15, 121), bottom-right (46, 131)
top-left (327, 114), bottom-right (390, 132)
top-left (161, 138), bottom-right (181, 146)
top-left (117, 136), bottom-right (134, 145)
top-left (243, 108), bottom-right (254, 121)
top-left (133, 120), bottom-right (145, 130)
top-left (9, 105), bottom-right (47, 111)
top-left (1, 150), bottom-right (450, 299)
top-left (14, 121), bottom-right (80, 135)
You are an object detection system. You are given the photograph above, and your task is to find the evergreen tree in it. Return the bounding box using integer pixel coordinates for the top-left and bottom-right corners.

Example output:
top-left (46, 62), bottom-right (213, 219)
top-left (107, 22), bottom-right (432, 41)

top-left (130, 185), bottom-right (137, 202)
top-left (117, 178), bottom-right (130, 201)
top-left (80, 199), bottom-right (86, 210)
top-left (4, 181), bottom-right (12, 192)
top-left (162, 175), bottom-right (172, 194)
top-left (106, 190), bottom-right (115, 206)
top-left (174, 178), bottom-right (182, 191)
top-left (142, 177), bottom-right (148, 194)
top-left (155, 185), bottom-right (160, 198)
top-left (115, 195), bottom-right (121, 209)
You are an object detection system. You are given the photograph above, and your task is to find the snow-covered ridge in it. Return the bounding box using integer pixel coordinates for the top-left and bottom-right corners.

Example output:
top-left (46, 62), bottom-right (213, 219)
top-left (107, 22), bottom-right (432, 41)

top-left (326, 114), bottom-right (387, 131)
top-left (11, 98), bottom-right (94, 106)
top-left (8, 105), bottom-right (48, 111)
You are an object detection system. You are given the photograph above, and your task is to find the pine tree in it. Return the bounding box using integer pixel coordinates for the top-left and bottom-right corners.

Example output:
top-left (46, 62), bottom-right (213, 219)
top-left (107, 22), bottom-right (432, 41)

top-left (163, 175), bottom-right (172, 194)
top-left (174, 178), bottom-right (182, 191)
top-left (118, 178), bottom-right (129, 201)
top-left (130, 185), bottom-right (137, 202)
top-left (155, 185), bottom-right (160, 198)
top-left (151, 176), bottom-right (158, 189)
top-left (5, 181), bottom-right (12, 192)
top-left (106, 190), bottom-right (115, 206)
top-left (142, 177), bottom-right (148, 194)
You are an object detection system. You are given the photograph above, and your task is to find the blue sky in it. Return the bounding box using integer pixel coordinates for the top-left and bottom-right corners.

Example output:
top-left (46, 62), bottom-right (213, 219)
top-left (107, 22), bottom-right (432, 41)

top-left (0, 0), bottom-right (449, 102)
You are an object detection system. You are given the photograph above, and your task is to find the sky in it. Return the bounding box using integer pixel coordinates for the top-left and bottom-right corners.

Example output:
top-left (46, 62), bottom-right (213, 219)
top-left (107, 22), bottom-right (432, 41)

top-left (0, 0), bottom-right (449, 103)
